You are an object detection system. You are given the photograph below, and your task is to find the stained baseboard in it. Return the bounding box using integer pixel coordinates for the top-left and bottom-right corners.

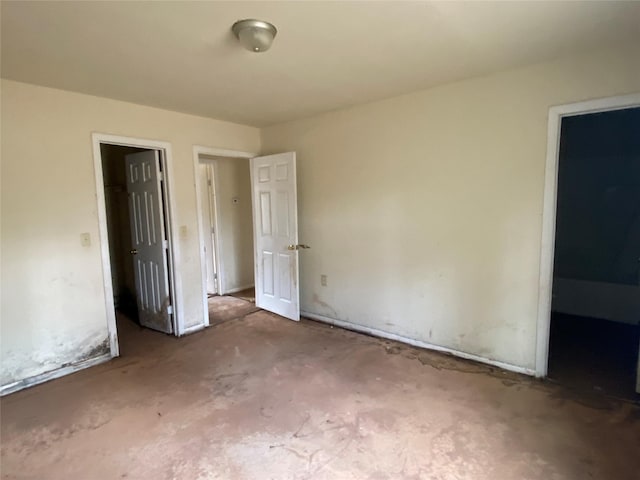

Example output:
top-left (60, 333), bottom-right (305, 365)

top-left (1, 353), bottom-right (112, 396)
top-left (181, 323), bottom-right (206, 336)
top-left (301, 311), bottom-right (536, 377)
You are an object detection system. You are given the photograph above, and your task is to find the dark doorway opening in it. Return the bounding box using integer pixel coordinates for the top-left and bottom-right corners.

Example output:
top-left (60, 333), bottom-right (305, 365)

top-left (549, 107), bottom-right (640, 401)
top-left (101, 143), bottom-right (175, 351)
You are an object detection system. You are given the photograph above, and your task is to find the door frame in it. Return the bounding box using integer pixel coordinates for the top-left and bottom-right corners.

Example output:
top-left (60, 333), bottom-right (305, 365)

top-left (198, 160), bottom-right (220, 296)
top-left (192, 146), bottom-right (257, 328)
top-left (534, 92), bottom-right (640, 377)
top-left (92, 133), bottom-right (184, 357)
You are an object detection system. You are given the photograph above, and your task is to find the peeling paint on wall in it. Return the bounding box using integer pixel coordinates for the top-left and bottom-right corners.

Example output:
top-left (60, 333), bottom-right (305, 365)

top-left (1, 329), bottom-right (109, 387)
top-left (1, 79), bottom-right (261, 392)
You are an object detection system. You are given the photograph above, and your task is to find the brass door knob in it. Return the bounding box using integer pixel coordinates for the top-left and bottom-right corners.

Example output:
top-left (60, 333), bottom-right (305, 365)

top-left (287, 244), bottom-right (311, 251)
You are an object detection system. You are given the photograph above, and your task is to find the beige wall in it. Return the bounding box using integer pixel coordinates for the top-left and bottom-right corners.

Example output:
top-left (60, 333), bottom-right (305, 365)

top-left (213, 157), bottom-right (254, 293)
top-left (0, 79), bottom-right (260, 386)
top-left (261, 47), bottom-right (640, 371)
top-left (2, 45), bottom-right (639, 388)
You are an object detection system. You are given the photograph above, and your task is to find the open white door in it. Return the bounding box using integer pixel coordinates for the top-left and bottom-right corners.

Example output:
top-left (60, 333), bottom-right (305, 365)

top-left (126, 151), bottom-right (173, 333)
top-left (250, 152), bottom-right (303, 321)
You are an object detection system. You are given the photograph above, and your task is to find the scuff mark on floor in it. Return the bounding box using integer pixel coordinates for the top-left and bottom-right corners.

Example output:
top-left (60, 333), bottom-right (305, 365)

top-left (2, 311), bottom-right (638, 480)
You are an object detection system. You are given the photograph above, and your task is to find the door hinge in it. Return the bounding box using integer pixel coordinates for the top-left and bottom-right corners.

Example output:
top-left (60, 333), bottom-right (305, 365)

top-left (211, 227), bottom-right (215, 234)
top-left (163, 240), bottom-right (169, 249)
top-left (167, 305), bottom-right (173, 315)
top-left (158, 172), bottom-right (164, 182)
top-left (214, 273), bottom-right (218, 279)
top-left (207, 179), bottom-right (212, 186)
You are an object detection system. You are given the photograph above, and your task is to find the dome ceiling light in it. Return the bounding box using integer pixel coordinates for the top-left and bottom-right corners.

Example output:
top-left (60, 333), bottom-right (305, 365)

top-left (231, 19), bottom-right (278, 53)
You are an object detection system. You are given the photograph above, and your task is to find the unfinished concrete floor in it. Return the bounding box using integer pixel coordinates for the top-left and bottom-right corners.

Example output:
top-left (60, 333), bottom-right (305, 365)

top-left (208, 289), bottom-right (259, 327)
top-left (2, 312), bottom-right (639, 480)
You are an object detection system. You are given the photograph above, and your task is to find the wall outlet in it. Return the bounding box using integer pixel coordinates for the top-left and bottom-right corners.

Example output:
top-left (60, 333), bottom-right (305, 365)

top-left (321, 274), bottom-right (327, 287)
top-left (80, 232), bottom-right (91, 247)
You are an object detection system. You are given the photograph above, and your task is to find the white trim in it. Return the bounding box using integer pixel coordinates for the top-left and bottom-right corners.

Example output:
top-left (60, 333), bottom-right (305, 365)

top-left (225, 284), bottom-right (255, 295)
top-left (535, 93), bottom-right (640, 377)
top-left (194, 146), bottom-right (256, 159)
top-left (181, 324), bottom-right (207, 335)
top-left (192, 145), bottom-right (257, 328)
top-left (92, 133), bottom-right (185, 347)
top-left (249, 159), bottom-right (260, 310)
top-left (302, 312), bottom-right (536, 376)
top-left (91, 137), bottom-right (119, 357)
top-left (0, 354), bottom-right (111, 396)
top-left (159, 146), bottom-right (185, 336)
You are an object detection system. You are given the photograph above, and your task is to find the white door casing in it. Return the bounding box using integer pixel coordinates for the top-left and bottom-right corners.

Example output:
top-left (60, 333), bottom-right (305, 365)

top-left (193, 146), bottom-right (256, 329)
top-left (637, 336), bottom-right (640, 394)
top-left (250, 152), bottom-right (301, 321)
top-left (536, 93), bottom-right (640, 378)
top-left (126, 151), bottom-right (173, 333)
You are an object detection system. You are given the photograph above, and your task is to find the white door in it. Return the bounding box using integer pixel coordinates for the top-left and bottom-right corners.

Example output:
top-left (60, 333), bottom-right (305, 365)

top-left (250, 152), bottom-right (303, 321)
top-left (198, 162), bottom-right (218, 295)
top-left (126, 151), bottom-right (173, 333)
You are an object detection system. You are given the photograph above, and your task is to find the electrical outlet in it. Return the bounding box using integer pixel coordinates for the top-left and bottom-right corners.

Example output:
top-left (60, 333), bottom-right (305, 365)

top-left (321, 274), bottom-right (327, 287)
top-left (80, 232), bottom-right (91, 247)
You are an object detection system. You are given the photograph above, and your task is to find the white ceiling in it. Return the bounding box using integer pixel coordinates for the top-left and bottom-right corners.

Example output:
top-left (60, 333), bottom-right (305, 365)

top-left (2, 1), bottom-right (639, 126)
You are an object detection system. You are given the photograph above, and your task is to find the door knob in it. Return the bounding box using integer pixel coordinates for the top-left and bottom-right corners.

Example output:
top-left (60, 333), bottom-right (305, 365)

top-left (287, 244), bottom-right (311, 250)
top-left (130, 249), bottom-right (138, 255)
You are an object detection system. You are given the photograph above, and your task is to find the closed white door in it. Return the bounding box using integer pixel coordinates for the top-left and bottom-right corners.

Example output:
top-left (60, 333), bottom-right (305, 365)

top-left (126, 151), bottom-right (173, 333)
top-left (250, 152), bottom-right (302, 321)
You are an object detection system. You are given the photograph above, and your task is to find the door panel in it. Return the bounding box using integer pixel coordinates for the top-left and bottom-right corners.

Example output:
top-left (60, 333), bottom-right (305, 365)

top-left (251, 152), bottom-right (300, 321)
top-left (126, 151), bottom-right (173, 333)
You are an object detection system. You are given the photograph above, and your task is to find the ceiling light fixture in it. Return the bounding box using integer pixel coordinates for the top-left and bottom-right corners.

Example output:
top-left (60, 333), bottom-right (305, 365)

top-left (231, 19), bottom-right (277, 53)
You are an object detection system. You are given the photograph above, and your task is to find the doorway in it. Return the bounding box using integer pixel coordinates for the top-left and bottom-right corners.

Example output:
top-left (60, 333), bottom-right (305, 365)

top-left (101, 144), bottom-right (148, 324)
top-left (93, 134), bottom-right (183, 358)
top-left (198, 161), bottom-right (219, 297)
top-left (539, 100), bottom-right (640, 400)
top-left (195, 150), bottom-right (257, 326)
